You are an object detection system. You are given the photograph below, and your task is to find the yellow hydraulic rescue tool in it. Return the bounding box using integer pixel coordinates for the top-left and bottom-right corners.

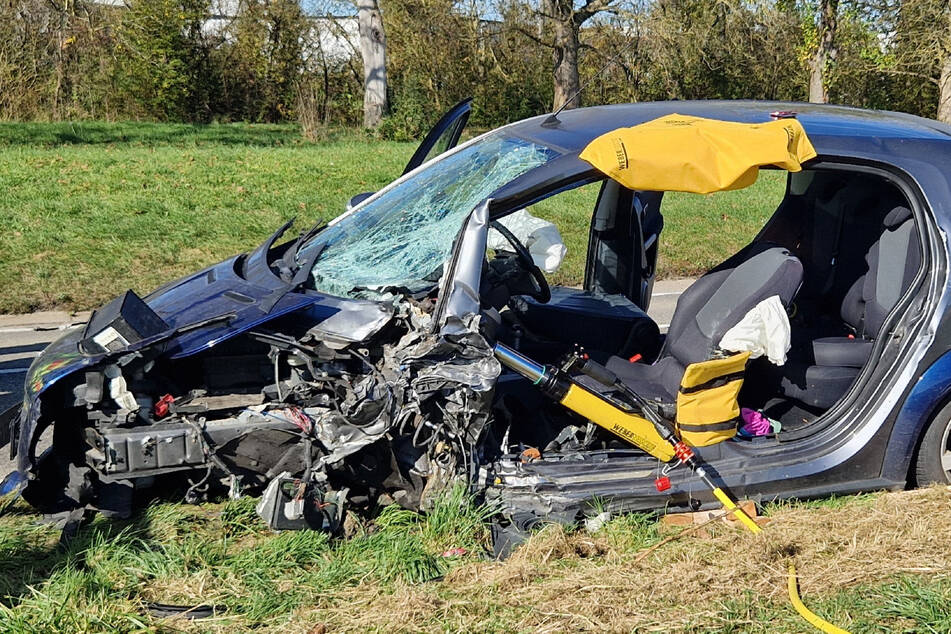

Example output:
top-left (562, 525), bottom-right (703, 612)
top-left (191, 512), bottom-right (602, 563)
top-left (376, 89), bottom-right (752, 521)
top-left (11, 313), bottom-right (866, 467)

top-left (493, 343), bottom-right (761, 533)
top-left (494, 343), bottom-right (850, 634)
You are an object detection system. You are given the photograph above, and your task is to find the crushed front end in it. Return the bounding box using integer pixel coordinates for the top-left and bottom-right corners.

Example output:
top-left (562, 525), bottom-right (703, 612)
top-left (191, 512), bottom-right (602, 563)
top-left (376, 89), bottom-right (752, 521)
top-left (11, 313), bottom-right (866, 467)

top-left (10, 289), bottom-right (500, 530)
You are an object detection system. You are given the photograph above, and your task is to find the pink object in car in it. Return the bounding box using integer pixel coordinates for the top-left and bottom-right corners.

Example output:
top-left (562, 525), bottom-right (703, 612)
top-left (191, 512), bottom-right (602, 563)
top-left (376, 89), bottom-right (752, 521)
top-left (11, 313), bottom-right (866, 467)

top-left (740, 408), bottom-right (772, 436)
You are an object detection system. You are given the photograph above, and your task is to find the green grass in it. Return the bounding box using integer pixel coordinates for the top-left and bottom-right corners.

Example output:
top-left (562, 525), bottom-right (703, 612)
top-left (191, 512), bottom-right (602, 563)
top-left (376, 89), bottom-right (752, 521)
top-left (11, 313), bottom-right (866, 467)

top-left (0, 487), bottom-right (949, 632)
top-left (0, 485), bottom-right (495, 632)
top-left (698, 576), bottom-right (951, 633)
top-left (0, 121), bottom-right (784, 314)
top-left (0, 122), bottom-right (414, 314)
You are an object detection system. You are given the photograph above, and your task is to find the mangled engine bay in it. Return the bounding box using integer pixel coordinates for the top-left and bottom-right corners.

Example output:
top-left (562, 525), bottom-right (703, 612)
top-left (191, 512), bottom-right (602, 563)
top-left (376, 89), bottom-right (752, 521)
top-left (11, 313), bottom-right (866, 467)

top-left (26, 296), bottom-right (501, 530)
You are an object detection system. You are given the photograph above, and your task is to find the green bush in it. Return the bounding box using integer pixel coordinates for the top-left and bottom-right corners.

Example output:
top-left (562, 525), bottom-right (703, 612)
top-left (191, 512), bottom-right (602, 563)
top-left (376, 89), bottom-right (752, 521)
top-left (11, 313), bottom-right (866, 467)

top-left (218, 0), bottom-right (308, 123)
top-left (114, 0), bottom-right (215, 121)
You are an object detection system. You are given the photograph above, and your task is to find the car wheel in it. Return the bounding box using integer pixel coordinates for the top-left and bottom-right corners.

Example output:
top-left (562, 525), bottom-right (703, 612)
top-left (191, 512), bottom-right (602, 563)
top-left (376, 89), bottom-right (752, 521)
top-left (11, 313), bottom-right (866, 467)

top-left (915, 401), bottom-right (951, 485)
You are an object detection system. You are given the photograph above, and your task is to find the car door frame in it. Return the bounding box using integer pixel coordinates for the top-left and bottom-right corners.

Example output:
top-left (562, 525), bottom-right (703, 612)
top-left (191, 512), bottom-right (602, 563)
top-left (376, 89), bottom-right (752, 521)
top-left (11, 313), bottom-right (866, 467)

top-left (402, 98), bottom-right (473, 176)
top-left (583, 181), bottom-right (664, 311)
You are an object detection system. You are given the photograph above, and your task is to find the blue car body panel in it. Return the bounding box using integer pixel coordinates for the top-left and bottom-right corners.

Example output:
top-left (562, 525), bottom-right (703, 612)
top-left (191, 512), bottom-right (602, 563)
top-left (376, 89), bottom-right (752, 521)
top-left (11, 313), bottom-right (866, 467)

top-left (882, 349), bottom-right (951, 481)
top-left (17, 100), bottom-right (951, 500)
top-left (24, 233), bottom-right (349, 402)
top-left (18, 228), bottom-right (359, 471)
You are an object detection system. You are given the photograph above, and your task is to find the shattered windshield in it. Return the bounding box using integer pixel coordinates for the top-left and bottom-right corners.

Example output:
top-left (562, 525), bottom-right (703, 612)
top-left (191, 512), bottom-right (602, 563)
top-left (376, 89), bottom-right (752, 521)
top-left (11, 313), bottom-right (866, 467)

top-left (304, 133), bottom-right (557, 299)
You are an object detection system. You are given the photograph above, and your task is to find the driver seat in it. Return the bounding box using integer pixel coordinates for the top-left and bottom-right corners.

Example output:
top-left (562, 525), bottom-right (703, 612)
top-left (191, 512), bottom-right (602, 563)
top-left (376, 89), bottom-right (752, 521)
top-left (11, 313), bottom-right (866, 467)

top-left (605, 242), bottom-right (803, 404)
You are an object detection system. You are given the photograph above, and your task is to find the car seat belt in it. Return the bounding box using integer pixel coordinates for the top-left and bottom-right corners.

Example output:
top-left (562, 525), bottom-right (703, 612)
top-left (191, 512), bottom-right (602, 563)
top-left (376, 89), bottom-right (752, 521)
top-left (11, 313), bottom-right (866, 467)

top-left (820, 202), bottom-right (847, 297)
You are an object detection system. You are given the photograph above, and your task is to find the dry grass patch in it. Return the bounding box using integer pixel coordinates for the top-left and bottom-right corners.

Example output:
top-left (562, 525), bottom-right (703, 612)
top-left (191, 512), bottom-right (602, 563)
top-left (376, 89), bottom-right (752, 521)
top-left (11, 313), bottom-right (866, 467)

top-left (296, 487), bottom-right (951, 633)
top-left (2, 486), bottom-right (951, 632)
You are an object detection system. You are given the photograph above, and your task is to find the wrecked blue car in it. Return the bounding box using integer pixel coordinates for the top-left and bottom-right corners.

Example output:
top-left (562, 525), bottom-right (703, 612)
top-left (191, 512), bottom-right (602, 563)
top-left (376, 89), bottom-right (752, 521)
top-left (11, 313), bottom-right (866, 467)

top-left (4, 100), bottom-right (951, 537)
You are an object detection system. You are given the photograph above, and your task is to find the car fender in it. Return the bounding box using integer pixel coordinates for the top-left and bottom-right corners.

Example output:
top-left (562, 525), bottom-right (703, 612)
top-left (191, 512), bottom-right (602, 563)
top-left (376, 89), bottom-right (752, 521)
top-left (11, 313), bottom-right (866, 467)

top-left (882, 347), bottom-right (951, 481)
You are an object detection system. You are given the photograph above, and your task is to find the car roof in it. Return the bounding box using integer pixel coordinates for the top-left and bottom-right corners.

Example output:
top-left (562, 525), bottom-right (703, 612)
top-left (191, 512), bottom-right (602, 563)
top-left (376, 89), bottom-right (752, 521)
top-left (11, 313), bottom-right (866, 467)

top-left (488, 100), bottom-right (951, 224)
top-left (509, 100), bottom-right (951, 156)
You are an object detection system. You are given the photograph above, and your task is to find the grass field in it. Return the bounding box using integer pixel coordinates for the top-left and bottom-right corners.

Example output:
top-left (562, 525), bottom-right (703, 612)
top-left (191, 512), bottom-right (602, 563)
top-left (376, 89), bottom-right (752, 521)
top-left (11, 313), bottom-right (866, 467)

top-left (0, 122), bottom-right (783, 314)
top-left (0, 485), bottom-right (949, 632)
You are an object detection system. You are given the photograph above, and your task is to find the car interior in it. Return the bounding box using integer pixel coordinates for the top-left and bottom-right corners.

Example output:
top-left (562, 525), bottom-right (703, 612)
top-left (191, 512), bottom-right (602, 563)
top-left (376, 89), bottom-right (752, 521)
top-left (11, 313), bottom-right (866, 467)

top-left (481, 166), bottom-right (923, 455)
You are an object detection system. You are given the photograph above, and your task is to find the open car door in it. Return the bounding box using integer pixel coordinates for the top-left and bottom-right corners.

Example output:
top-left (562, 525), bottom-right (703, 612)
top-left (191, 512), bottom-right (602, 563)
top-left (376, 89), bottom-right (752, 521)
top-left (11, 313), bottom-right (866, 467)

top-left (401, 98), bottom-right (472, 175)
top-left (347, 98), bottom-right (473, 210)
top-left (584, 181), bottom-right (663, 311)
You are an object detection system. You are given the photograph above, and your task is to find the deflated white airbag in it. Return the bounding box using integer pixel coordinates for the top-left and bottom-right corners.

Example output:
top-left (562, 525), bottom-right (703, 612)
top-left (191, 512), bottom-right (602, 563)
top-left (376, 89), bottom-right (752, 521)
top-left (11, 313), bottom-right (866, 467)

top-left (719, 295), bottom-right (791, 365)
top-left (487, 209), bottom-right (567, 273)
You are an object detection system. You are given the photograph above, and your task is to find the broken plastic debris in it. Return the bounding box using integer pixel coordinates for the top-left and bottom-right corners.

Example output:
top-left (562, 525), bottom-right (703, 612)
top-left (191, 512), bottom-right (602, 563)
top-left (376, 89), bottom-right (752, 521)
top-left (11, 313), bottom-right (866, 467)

top-left (284, 496), bottom-right (304, 521)
top-left (584, 511), bottom-right (612, 533)
top-left (440, 547), bottom-right (468, 557)
top-left (519, 447), bottom-right (541, 463)
top-left (104, 365), bottom-right (139, 411)
top-left (0, 470), bottom-right (24, 496)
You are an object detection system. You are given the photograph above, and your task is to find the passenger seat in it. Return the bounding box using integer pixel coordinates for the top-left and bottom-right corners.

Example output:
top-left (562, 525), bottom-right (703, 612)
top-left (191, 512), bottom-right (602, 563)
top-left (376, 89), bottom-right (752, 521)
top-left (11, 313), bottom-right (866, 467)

top-left (604, 242), bottom-right (803, 404)
top-left (780, 206), bottom-right (920, 409)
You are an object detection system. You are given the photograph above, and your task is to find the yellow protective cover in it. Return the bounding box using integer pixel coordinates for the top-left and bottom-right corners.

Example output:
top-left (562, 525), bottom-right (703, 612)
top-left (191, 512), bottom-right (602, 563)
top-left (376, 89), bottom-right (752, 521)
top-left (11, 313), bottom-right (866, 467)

top-left (578, 114), bottom-right (817, 194)
top-left (676, 351), bottom-right (751, 447)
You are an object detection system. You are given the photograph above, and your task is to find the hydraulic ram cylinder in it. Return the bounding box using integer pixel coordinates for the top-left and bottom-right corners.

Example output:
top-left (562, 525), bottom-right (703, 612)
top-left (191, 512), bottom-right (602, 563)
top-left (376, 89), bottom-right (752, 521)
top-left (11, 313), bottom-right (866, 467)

top-left (493, 343), bottom-right (676, 462)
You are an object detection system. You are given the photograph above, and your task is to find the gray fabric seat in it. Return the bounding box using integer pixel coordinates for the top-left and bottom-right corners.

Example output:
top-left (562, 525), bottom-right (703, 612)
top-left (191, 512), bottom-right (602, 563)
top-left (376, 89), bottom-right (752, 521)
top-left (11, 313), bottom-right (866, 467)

top-left (780, 206), bottom-right (920, 409)
top-left (606, 243), bottom-right (803, 403)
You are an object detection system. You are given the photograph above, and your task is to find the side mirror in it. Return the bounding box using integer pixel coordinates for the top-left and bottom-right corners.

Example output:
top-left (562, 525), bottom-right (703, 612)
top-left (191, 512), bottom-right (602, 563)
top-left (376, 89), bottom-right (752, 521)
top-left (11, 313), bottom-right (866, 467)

top-left (347, 192), bottom-right (375, 210)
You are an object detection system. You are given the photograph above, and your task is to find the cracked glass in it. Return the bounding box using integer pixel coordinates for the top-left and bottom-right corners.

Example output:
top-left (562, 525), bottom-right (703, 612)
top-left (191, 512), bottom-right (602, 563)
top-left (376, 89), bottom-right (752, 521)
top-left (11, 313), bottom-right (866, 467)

top-left (303, 134), bottom-right (558, 299)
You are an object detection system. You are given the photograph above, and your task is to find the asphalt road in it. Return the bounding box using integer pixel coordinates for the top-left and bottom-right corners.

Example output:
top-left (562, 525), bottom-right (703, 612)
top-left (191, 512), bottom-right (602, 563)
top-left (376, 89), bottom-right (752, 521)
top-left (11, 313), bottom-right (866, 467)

top-left (0, 277), bottom-right (692, 431)
top-left (0, 314), bottom-right (89, 412)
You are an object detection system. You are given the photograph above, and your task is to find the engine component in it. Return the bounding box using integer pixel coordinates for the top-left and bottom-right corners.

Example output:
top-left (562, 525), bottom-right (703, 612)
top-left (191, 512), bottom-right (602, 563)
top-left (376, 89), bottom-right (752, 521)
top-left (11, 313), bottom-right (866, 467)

top-left (83, 412), bottom-right (302, 477)
top-left (256, 472), bottom-right (346, 532)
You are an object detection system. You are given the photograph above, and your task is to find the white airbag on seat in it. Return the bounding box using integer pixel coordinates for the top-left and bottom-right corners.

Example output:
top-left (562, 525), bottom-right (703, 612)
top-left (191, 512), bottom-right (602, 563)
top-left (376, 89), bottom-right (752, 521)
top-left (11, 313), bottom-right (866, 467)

top-left (719, 295), bottom-right (791, 365)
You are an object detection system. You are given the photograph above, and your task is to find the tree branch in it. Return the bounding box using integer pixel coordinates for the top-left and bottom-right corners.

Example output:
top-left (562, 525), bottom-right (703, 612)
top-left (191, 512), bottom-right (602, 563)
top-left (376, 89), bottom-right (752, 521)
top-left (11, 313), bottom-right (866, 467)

top-left (866, 66), bottom-right (941, 86)
top-left (574, 0), bottom-right (618, 25)
top-left (512, 24), bottom-right (555, 49)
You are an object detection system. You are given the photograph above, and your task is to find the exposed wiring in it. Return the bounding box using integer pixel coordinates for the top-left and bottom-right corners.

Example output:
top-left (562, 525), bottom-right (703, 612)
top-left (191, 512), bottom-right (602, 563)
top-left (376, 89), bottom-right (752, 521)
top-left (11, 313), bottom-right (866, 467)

top-left (182, 417), bottom-right (242, 499)
top-left (184, 466), bottom-right (212, 504)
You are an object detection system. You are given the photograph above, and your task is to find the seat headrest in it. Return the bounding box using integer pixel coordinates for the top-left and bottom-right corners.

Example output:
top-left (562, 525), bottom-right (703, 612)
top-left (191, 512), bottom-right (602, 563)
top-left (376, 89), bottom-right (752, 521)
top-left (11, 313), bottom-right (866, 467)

top-left (883, 206), bottom-right (912, 229)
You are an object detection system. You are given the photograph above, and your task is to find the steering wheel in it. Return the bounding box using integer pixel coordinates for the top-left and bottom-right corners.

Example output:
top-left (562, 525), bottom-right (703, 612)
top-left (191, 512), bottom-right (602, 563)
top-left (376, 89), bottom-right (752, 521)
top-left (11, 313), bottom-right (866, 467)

top-left (489, 221), bottom-right (551, 303)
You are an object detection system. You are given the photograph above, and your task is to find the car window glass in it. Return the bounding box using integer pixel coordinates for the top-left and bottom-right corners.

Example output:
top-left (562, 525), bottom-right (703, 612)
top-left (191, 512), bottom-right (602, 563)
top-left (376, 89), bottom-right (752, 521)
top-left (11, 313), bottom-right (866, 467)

top-left (422, 116), bottom-right (466, 165)
top-left (306, 134), bottom-right (558, 299)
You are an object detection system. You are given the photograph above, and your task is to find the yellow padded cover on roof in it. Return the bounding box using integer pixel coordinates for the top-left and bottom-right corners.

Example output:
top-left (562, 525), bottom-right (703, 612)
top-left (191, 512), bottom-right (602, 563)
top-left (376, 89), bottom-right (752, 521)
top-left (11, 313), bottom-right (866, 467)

top-left (578, 114), bottom-right (817, 194)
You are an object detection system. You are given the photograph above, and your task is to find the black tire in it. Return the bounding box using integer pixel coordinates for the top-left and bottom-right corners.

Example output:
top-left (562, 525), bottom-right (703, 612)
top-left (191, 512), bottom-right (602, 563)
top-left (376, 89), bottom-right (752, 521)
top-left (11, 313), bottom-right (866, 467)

top-left (914, 401), bottom-right (951, 485)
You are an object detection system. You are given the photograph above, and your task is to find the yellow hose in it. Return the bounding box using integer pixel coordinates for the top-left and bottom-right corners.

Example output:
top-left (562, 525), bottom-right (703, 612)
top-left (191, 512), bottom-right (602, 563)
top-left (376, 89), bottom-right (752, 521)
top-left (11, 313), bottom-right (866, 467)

top-left (787, 563), bottom-right (851, 634)
top-left (711, 487), bottom-right (762, 534)
top-left (712, 486), bottom-right (849, 633)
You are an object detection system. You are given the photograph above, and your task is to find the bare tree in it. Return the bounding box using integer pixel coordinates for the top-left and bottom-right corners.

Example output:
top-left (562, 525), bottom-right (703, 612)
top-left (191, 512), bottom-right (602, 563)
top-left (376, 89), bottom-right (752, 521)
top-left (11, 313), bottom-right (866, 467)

top-left (929, 1), bottom-right (951, 121)
top-left (859, 0), bottom-right (951, 122)
top-left (942, 36), bottom-right (951, 122)
top-left (533, 0), bottom-right (620, 111)
top-left (357, 0), bottom-right (388, 128)
top-left (911, 0), bottom-right (951, 122)
top-left (808, 0), bottom-right (839, 103)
